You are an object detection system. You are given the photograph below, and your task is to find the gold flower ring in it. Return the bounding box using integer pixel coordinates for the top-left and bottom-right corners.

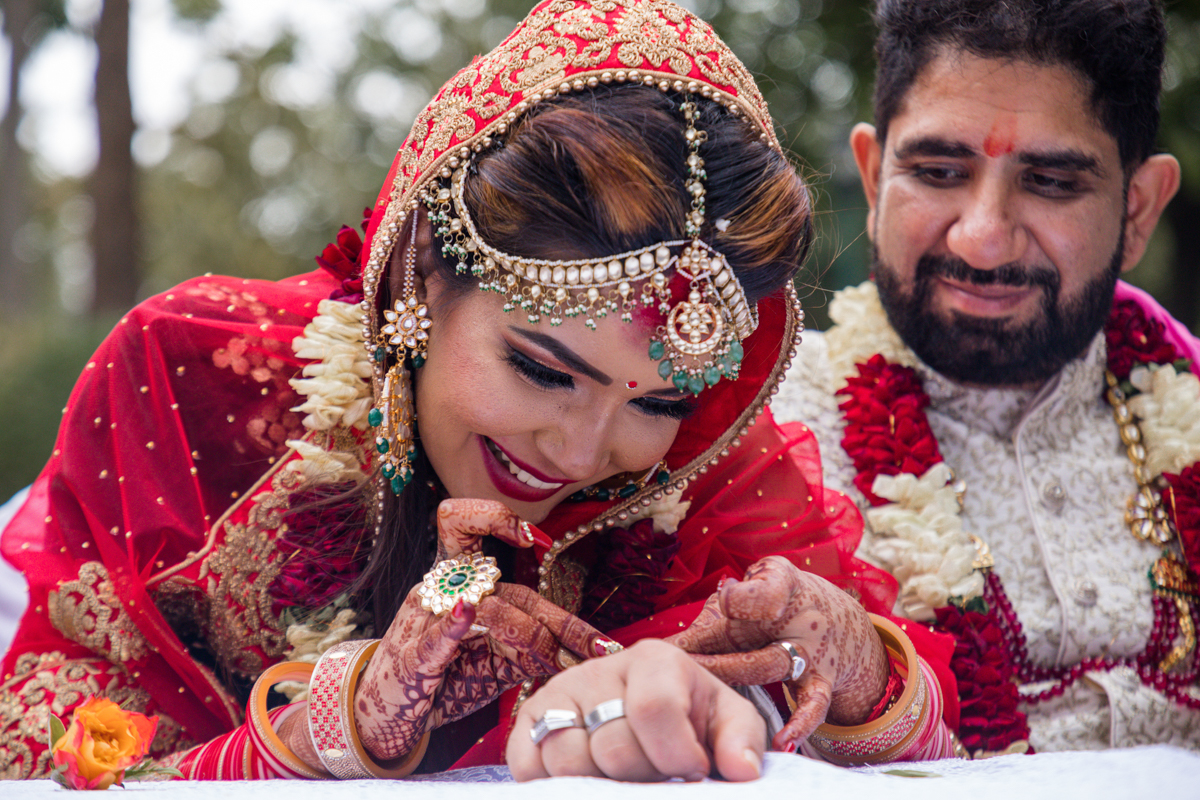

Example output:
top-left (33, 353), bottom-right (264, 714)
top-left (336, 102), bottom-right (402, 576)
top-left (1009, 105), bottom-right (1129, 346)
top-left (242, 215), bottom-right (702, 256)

top-left (417, 552), bottom-right (501, 615)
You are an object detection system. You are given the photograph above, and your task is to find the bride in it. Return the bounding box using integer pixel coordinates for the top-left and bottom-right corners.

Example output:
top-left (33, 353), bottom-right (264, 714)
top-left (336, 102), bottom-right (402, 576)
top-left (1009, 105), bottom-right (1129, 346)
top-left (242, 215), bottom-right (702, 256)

top-left (0, 0), bottom-right (951, 782)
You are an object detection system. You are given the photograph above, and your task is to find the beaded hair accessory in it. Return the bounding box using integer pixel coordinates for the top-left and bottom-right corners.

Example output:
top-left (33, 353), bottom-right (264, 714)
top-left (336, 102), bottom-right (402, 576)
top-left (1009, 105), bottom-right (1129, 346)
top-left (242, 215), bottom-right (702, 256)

top-left (359, 0), bottom-right (794, 507)
top-left (420, 98), bottom-right (757, 395)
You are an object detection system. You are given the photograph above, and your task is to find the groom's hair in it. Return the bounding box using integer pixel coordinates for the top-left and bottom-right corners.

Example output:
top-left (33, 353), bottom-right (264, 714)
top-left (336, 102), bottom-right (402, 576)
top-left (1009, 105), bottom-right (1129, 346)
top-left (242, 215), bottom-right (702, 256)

top-left (870, 0), bottom-right (1166, 171)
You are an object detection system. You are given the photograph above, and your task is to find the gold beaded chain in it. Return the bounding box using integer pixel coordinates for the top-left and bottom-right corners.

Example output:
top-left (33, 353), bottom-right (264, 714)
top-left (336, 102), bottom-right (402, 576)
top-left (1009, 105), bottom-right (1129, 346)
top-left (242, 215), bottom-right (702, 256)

top-left (1104, 369), bottom-right (1197, 671)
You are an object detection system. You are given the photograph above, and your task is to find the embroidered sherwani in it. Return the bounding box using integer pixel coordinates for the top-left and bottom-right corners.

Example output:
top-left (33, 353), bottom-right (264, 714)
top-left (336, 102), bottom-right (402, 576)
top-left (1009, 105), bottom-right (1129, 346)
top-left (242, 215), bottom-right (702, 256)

top-left (774, 322), bottom-right (1200, 752)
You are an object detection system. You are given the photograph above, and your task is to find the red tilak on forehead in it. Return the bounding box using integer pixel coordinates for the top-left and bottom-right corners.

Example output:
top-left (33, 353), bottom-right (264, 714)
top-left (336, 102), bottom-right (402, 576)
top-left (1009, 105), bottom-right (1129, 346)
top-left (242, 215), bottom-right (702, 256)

top-left (983, 116), bottom-right (1018, 158)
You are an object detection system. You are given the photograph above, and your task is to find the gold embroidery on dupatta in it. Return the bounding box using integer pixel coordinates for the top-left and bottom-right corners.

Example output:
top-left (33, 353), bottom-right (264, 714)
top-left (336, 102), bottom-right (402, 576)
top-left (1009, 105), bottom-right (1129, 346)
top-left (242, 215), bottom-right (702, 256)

top-left (389, 0), bottom-right (776, 213)
top-left (0, 653), bottom-right (192, 779)
top-left (48, 562), bottom-right (150, 663)
top-left (0, 653), bottom-right (121, 779)
top-left (197, 468), bottom-right (298, 676)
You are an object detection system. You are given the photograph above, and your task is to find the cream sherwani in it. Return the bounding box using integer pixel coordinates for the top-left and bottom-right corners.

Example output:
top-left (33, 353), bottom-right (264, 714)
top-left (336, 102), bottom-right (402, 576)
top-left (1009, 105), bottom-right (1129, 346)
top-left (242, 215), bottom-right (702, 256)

top-left (773, 329), bottom-right (1200, 751)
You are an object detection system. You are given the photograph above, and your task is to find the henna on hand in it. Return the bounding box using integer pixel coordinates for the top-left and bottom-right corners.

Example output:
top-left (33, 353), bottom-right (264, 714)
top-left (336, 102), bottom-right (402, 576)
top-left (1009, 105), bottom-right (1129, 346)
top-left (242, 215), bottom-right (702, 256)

top-left (353, 579), bottom-right (609, 763)
top-left (435, 498), bottom-right (529, 561)
top-left (670, 556), bottom-right (889, 747)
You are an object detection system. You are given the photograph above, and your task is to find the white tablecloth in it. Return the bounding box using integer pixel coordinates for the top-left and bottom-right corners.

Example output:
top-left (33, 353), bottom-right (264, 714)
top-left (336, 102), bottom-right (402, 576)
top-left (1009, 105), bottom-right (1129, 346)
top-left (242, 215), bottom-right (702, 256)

top-left (4, 747), bottom-right (1197, 799)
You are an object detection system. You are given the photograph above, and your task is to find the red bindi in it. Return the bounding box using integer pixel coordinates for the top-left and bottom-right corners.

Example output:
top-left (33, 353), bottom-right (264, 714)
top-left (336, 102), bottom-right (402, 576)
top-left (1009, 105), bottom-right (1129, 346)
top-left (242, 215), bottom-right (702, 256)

top-left (626, 381), bottom-right (638, 389)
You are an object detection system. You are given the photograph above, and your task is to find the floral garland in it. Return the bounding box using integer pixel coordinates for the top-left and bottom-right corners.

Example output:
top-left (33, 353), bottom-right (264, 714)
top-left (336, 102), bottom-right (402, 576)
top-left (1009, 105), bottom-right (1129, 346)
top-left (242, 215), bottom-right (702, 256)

top-left (828, 281), bottom-right (1200, 755)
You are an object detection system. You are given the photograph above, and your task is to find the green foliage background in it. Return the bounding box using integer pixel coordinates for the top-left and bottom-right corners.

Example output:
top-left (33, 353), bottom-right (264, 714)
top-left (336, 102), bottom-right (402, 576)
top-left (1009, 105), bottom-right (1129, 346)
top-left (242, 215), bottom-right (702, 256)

top-left (3, 0), bottom-right (1200, 500)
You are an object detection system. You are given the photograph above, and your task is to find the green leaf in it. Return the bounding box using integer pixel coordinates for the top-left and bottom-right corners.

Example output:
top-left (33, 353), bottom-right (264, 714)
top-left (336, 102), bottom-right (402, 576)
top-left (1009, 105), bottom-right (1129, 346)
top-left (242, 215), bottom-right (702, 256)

top-left (49, 714), bottom-right (67, 748)
top-left (882, 769), bottom-right (941, 778)
top-left (123, 760), bottom-right (185, 781)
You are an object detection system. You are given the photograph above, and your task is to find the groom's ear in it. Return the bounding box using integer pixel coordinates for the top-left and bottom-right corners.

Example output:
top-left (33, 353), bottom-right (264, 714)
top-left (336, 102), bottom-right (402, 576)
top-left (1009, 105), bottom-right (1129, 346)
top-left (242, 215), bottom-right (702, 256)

top-left (850, 123), bottom-right (883, 241)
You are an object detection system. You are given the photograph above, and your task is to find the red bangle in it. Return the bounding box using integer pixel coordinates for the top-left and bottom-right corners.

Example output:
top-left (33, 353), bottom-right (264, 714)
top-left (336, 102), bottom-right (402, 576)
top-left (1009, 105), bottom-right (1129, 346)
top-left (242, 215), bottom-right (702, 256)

top-left (865, 662), bottom-right (904, 722)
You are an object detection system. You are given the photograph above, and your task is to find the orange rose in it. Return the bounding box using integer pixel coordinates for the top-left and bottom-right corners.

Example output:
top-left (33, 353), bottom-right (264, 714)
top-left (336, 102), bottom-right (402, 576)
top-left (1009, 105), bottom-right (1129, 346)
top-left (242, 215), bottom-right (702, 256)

top-left (51, 697), bottom-right (158, 790)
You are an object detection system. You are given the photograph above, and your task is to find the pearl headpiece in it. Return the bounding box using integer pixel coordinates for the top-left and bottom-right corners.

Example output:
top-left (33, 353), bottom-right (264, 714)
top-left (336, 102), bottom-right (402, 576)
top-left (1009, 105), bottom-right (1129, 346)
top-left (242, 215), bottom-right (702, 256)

top-left (420, 98), bottom-right (757, 395)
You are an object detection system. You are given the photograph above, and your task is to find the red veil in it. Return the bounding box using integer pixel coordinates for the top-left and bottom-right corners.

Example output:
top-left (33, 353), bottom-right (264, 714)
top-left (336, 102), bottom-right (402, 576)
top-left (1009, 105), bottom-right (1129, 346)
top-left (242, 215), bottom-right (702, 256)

top-left (1, 0), bottom-right (897, 778)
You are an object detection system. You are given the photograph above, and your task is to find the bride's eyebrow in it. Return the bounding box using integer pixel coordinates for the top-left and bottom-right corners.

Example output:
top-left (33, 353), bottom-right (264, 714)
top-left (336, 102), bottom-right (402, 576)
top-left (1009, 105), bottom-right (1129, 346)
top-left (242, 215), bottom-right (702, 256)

top-left (508, 327), bottom-right (613, 386)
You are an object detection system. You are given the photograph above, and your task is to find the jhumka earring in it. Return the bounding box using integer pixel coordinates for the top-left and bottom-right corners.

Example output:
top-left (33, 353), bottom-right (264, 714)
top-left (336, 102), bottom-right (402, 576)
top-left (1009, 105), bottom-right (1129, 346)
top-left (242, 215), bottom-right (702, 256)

top-left (419, 94), bottom-right (757, 397)
top-left (369, 221), bottom-right (432, 495)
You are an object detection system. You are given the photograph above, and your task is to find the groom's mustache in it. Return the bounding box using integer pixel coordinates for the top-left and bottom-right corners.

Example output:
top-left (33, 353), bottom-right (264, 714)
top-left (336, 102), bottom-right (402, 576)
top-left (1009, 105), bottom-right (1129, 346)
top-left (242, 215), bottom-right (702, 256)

top-left (916, 255), bottom-right (1059, 292)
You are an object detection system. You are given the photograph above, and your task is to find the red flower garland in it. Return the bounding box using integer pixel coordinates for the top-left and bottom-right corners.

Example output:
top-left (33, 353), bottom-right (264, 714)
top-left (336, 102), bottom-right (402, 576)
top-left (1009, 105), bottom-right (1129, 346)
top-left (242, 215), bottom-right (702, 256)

top-left (838, 355), bottom-right (943, 505)
top-left (315, 208), bottom-right (371, 304)
top-left (836, 298), bottom-right (1200, 756)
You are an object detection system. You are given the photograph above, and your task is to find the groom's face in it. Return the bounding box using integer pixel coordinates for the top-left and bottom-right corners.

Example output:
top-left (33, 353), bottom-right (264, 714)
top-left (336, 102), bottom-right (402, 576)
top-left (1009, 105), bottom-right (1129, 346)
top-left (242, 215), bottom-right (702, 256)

top-left (853, 49), bottom-right (1132, 386)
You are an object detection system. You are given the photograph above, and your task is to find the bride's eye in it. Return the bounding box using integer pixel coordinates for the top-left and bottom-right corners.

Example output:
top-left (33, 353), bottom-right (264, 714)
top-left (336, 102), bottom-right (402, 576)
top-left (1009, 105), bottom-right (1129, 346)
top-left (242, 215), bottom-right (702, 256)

top-left (506, 349), bottom-right (573, 389)
top-left (631, 395), bottom-right (697, 421)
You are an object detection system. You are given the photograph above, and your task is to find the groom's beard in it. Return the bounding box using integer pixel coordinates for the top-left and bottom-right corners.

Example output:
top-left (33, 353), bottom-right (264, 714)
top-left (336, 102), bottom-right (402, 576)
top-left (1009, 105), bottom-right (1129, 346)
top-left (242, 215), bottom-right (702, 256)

top-left (872, 240), bottom-right (1122, 386)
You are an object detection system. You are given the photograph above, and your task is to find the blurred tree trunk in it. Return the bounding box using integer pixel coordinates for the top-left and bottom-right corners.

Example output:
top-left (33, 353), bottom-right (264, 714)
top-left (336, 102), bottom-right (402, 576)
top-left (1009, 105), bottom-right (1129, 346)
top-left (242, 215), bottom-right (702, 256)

top-left (90, 0), bottom-right (139, 314)
top-left (0, 0), bottom-right (38, 314)
top-left (1164, 193), bottom-right (1200, 333)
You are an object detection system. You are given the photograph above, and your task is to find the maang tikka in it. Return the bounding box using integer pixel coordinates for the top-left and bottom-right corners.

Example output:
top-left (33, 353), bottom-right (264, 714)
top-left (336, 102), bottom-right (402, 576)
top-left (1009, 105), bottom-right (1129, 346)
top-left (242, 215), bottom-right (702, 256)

top-left (420, 95), bottom-right (757, 397)
top-left (369, 221), bottom-right (431, 495)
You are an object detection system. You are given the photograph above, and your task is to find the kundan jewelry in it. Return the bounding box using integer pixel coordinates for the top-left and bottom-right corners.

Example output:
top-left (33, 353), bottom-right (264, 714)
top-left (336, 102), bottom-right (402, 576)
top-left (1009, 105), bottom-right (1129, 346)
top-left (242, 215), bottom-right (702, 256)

top-left (419, 97), bottom-right (757, 398)
top-left (565, 461), bottom-right (670, 503)
top-left (417, 551), bottom-right (501, 615)
top-left (369, 222), bottom-right (427, 495)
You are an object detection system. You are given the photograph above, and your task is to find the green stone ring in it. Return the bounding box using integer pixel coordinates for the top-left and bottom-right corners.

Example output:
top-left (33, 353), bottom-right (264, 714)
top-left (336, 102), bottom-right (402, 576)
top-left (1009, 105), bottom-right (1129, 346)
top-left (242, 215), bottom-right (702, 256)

top-left (417, 552), bottom-right (501, 616)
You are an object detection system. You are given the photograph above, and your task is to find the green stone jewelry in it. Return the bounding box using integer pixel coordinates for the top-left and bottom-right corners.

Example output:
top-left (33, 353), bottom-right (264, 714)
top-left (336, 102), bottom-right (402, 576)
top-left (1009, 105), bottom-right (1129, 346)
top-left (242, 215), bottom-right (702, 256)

top-left (566, 461), bottom-right (670, 503)
top-left (418, 94), bottom-right (757, 396)
top-left (417, 552), bottom-right (501, 615)
top-left (370, 221), bottom-right (427, 494)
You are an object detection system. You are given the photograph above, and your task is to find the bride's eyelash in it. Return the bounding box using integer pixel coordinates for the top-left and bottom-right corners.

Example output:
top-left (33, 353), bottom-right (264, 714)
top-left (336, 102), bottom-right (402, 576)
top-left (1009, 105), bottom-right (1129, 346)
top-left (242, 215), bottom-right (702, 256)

top-left (631, 395), bottom-right (697, 421)
top-left (506, 349), bottom-right (573, 389)
top-left (505, 346), bottom-right (696, 420)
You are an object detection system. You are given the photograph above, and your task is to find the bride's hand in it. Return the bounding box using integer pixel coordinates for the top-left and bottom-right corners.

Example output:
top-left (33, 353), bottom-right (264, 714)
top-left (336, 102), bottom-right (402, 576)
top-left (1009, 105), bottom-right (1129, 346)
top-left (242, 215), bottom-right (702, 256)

top-left (668, 555), bottom-right (889, 752)
top-left (352, 499), bottom-right (611, 763)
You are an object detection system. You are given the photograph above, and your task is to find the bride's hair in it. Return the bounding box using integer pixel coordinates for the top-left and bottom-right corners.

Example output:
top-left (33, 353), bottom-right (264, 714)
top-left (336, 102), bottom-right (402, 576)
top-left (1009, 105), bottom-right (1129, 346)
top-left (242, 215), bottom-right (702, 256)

top-left (359, 83), bottom-right (813, 629)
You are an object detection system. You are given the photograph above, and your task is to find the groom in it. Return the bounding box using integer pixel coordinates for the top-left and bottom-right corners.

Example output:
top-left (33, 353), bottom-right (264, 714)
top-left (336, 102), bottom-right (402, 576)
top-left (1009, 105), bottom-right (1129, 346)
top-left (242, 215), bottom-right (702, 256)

top-left (775, 0), bottom-right (1200, 753)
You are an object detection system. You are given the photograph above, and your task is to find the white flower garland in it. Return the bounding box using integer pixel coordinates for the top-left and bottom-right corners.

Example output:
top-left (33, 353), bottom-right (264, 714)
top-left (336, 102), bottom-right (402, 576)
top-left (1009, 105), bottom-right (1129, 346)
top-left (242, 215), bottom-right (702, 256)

top-left (278, 299), bottom-right (377, 648)
top-left (289, 299), bottom-right (375, 433)
top-left (275, 608), bottom-right (361, 702)
top-left (1128, 364), bottom-right (1200, 477)
top-left (826, 282), bottom-right (1200, 620)
top-left (617, 493), bottom-right (692, 534)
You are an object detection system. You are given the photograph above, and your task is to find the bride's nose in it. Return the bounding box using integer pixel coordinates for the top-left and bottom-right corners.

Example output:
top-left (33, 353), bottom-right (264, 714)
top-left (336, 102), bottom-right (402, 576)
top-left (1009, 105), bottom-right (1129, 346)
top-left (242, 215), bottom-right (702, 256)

top-left (535, 412), bottom-right (615, 483)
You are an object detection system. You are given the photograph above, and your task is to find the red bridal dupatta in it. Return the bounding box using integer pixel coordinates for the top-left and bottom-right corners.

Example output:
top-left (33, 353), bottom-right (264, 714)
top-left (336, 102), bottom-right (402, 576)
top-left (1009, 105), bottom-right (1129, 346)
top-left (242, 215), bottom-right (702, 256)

top-left (0, 0), bottom-right (896, 778)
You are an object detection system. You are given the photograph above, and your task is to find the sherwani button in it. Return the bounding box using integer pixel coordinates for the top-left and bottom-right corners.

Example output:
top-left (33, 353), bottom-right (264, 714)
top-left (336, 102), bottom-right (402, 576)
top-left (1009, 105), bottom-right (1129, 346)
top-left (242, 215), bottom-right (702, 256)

top-left (1042, 480), bottom-right (1066, 510)
top-left (1072, 578), bottom-right (1098, 607)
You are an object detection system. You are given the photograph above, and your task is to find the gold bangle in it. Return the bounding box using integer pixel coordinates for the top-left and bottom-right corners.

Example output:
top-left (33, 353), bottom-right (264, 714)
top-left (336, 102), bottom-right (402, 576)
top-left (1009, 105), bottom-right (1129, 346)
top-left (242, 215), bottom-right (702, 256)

top-left (249, 662), bottom-right (332, 779)
top-left (308, 639), bottom-right (430, 778)
top-left (806, 614), bottom-right (929, 765)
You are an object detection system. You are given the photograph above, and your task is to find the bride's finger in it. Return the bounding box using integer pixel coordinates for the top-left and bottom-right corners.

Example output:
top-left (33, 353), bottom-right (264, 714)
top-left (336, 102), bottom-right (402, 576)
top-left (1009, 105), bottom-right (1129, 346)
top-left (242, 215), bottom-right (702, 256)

top-left (719, 558), bottom-right (801, 622)
top-left (474, 598), bottom-right (565, 675)
top-left (492, 583), bottom-right (615, 661)
top-left (406, 598), bottom-right (479, 678)
top-left (687, 639), bottom-right (804, 686)
top-left (772, 672), bottom-right (834, 753)
top-left (435, 498), bottom-right (531, 558)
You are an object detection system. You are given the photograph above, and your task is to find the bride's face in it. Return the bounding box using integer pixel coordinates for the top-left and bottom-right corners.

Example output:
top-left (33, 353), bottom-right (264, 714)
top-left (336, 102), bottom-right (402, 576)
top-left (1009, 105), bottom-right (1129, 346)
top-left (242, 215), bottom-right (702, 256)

top-left (415, 273), bottom-right (694, 524)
